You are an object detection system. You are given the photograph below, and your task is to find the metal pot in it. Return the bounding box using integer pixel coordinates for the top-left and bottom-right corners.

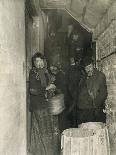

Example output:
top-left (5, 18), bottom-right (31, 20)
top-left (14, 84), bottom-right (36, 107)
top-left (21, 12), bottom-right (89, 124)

top-left (48, 94), bottom-right (65, 115)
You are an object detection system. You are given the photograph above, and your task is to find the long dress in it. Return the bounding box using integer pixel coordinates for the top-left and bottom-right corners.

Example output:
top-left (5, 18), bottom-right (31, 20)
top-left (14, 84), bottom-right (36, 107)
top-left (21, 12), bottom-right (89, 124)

top-left (29, 68), bottom-right (60, 155)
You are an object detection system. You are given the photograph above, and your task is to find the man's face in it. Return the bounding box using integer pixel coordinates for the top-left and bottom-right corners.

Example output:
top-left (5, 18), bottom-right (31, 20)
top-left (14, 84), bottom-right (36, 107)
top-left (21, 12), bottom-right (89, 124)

top-left (50, 66), bottom-right (58, 75)
top-left (70, 57), bottom-right (75, 65)
top-left (50, 32), bottom-right (55, 37)
top-left (85, 64), bottom-right (94, 76)
top-left (68, 25), bottom-right (73, 32)
top-left (73, 34), bottom-right (79, 41)
top-left (34, 57), bottom-right (44, 69)
top-left (75, 58), bottom-right (81, 65)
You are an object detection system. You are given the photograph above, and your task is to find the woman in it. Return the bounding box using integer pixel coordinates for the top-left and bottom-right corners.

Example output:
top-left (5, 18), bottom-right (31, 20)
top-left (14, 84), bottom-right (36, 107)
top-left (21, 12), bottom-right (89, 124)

top-left (29, 52), bottom-right (59, 155)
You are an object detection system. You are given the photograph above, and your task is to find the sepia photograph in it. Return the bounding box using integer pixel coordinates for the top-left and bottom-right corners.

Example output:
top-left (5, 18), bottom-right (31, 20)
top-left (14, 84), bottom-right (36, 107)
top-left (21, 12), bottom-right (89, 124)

top-left (0, 0), bottom-right (116, 155)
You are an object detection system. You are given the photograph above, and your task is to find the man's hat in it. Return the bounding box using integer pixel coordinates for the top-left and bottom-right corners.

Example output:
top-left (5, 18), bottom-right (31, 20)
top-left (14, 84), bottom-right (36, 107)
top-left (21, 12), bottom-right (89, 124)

top-left (83, 56), bottom-right (94, 67)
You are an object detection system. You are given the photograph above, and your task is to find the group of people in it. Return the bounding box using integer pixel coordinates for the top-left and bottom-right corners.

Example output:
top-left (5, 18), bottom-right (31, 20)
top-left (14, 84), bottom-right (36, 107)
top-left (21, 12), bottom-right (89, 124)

top-left (29, 50), bottom-right (108, 155)
top-left (29, 52), bottom-right (65, 155)
top-left (65, 54), bottom-right (107, 128)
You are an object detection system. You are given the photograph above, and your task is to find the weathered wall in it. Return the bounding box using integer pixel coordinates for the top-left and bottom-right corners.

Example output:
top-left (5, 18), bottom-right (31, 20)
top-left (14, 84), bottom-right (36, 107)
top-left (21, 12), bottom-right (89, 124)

top-left (93, 2), bottom-right (116, 155)
top-left (93, 1), bottom-right (116, 40)
top-left (0, 0), bottom-right (27, 155)
top-left (25, 11), bottom-right (33, 81)
top-left (31, 11), bottom-right (47, 56)
top-left (25, 10), bottom-right (33, 153)
top-left (31, 16), bottom-right (40, 54)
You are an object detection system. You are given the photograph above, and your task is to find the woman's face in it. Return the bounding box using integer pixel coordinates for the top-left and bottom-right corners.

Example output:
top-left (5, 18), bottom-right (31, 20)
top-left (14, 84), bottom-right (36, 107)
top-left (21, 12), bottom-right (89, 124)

top-left (34, 57), bottom-right (44, 68)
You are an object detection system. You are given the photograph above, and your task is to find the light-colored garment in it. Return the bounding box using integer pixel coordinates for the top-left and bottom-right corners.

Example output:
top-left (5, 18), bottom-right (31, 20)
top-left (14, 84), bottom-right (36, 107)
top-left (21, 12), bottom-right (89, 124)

top-left (61, 126), bottom-right (110, 155)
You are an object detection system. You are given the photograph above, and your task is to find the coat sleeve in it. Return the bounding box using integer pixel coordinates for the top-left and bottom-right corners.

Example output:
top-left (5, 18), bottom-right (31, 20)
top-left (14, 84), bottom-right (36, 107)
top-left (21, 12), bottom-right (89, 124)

top-left (64, 69), bottom-right (72, 110)
top-left (29, 70), bottom-right (45, 96)
top-left (94, 73), bottom-right (107, 109)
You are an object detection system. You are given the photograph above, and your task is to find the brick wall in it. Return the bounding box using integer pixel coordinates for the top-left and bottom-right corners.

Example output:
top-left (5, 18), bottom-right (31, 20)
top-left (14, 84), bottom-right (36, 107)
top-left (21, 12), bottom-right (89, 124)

top-left (94, 15), bottom-right (116, 122)
top-left (93, 1), bottom-right (116, 40)
top-left (93, 2), bottom-right (116, 154)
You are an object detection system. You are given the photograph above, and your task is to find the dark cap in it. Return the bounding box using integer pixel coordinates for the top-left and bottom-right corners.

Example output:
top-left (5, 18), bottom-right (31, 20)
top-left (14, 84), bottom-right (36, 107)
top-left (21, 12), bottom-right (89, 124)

top-left (83, 57), bottom-right (94, 67)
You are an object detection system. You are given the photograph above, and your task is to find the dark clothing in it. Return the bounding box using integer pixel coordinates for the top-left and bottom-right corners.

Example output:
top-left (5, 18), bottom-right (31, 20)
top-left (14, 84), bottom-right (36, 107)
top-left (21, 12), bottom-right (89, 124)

top-left (29, 69), bottom-right (48, 111)
top-left (77, 109), bottom-right (106, 124)
top-left (29, 68), bottom-right (60, 155)
top-left (45, 36), bottom-right (58, 65)
top-left (65, 65), bottom-right (84, 109)
top-left (65, 34), bottom-right (83, 58)
top-left (70, 39), bottom-right (83, 58)
top-left (65, 33), bottom-right (73, 59)
top-left (64, 65), bottom-right (84, 127)
top-left (55, 70), bottom-right (65, 93)
top-left (53, 70), bottom-right (67, 132)
top-left (78, 69), bottom-right (107, 123)
top-left (78, 69), bottom-right (107, 109)
top-left (30, 109), bottom-right (60, 155)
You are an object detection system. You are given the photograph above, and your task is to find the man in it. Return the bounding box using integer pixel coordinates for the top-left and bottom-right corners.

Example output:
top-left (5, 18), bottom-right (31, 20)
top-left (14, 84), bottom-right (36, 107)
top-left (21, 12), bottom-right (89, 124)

top-left (70, 30), bottom-right (83, 59)
top-left (44, 30), bottom-right (58, 66)
top-left (77, 57), bottom-right (107, 124)
top-left (64, 49), bottom-right (84, 128)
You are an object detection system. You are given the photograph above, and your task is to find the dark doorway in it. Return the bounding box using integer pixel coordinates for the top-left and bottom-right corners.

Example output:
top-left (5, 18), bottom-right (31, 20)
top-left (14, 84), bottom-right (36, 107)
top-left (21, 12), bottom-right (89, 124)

top-left (44, 9), bottom-right (93, 69)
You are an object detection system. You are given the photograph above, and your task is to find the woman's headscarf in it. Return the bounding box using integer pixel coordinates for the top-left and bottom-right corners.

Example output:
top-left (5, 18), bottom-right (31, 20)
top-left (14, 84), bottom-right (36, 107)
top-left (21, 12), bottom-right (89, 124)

top-left (32, 52), bottom-right (49, 88)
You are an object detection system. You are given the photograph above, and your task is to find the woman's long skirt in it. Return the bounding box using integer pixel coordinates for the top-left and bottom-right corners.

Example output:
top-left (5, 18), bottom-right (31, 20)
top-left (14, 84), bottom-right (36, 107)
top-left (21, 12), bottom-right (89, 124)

top-left (30, 109), bottom-right (60, 155)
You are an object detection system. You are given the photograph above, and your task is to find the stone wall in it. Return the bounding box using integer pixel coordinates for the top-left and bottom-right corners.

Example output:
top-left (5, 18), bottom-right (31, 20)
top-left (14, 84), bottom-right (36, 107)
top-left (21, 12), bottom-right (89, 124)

top-left (0, 0), bottom-right (26, 155)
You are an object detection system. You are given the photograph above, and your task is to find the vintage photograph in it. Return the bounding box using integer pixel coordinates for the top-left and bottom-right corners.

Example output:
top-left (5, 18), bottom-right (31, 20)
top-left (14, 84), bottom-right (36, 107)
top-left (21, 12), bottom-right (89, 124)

top-left (0, 0), bottom-right (116, 155)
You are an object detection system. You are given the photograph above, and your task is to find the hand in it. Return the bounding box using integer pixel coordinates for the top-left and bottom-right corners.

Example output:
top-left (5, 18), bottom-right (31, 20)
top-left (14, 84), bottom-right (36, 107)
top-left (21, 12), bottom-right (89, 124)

top-left (103, 109), bottom-right (106, 113)
top-left (46, 84), bottom-right (56, 91)
top-left (88, 90), bottom-right (94, 100)
top-left (45, 92), bottom-right (48, 99)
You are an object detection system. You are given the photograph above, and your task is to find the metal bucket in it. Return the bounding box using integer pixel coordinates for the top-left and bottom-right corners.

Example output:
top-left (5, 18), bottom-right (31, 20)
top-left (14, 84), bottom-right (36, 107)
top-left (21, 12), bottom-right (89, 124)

top-left (48, 94), bottom-right (65, 115)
